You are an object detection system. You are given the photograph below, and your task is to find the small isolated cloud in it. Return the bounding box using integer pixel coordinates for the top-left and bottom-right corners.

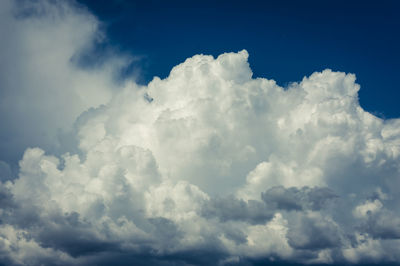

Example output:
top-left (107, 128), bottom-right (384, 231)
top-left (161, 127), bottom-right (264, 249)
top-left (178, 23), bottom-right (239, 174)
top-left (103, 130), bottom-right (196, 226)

top-left (1, 1), bottom-right (400, 265)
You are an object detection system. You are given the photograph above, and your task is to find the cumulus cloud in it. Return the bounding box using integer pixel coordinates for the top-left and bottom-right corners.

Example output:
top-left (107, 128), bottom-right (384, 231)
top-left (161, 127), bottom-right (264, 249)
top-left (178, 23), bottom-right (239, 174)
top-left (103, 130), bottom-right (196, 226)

top-left (1, 1), bottom-right (400, 265)
top-left (0, 0), bottom-right (131, 168)
top-left (261, 186), bottom-right (337, 211)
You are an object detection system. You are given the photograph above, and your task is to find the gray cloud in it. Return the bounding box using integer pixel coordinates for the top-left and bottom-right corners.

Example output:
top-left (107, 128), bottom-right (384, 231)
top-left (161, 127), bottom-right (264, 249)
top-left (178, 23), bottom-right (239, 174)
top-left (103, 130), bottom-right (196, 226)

top-left (201, 196), bottom-right (274, 224)
top-left (358, 209), bottom-right (400, 240)
top-left (287, 213), bottom-right (342, 251)
top-left (261, 186), bottom-right (338, 211)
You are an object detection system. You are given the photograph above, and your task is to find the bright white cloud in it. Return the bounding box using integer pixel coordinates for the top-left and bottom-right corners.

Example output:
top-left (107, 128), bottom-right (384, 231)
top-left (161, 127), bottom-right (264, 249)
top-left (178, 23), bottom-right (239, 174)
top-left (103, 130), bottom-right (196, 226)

top-left (1, 1), bottom-right (400, 265)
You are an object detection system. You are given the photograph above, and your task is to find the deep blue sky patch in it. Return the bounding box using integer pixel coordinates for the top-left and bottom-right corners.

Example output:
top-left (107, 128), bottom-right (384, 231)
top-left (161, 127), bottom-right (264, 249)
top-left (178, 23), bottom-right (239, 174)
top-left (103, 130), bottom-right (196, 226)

top-left (78, 0), bottom-right (400, 118)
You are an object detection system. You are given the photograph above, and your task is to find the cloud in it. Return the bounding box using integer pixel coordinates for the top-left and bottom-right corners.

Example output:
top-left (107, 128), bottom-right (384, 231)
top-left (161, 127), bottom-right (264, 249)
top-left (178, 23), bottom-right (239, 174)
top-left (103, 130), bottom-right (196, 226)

top-left (1, 1), bottom-right (400, 265)
top-left (201, 195), bottom-right (274, 224)
top-left (0, 0), bottom-right (131, 167)
top-left (286, 212), bottom-right (342, 251)
top-left (261, 186), bottom-right (337, 211)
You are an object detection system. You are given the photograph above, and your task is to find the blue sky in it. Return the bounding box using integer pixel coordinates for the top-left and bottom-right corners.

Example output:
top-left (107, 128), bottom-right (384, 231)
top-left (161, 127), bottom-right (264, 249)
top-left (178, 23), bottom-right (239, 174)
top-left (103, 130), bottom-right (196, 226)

top-left (79, 0), bottom-right (400, 118)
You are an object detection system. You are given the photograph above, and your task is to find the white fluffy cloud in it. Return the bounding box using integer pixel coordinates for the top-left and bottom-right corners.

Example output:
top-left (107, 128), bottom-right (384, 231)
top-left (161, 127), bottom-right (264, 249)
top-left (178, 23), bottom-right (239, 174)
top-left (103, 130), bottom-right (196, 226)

top-left (1, 1), bottom-right (400, 265)
top-left (0, 0), bottom-right (130, 168)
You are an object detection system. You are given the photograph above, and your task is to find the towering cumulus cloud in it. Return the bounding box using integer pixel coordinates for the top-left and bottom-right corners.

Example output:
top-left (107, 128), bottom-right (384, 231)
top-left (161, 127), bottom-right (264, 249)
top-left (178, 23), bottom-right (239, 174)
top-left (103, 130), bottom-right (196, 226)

top-left (1, 1), bottom-right (400, 266)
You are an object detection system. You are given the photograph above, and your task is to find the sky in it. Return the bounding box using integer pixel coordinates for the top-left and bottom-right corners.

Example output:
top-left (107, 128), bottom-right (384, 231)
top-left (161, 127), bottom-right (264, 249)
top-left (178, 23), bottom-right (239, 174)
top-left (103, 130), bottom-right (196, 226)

top-left (78, 0), bottom-right (400, 118)
top-left (1, 0), bottom-right (400, 265)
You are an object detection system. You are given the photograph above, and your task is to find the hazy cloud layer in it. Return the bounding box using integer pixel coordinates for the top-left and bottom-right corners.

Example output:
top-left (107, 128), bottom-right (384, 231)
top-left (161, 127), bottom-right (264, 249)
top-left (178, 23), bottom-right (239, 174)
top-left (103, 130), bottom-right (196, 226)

top-left (0, 0), bottom-right (131, 171)
top-left (1, 1), bottom-right (400, 265)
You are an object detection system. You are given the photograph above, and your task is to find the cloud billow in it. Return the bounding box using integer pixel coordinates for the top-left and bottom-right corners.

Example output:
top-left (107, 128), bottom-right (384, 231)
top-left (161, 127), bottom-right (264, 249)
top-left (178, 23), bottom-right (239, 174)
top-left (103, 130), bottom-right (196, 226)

top-left (1, 1), bottom-right (400, 265)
